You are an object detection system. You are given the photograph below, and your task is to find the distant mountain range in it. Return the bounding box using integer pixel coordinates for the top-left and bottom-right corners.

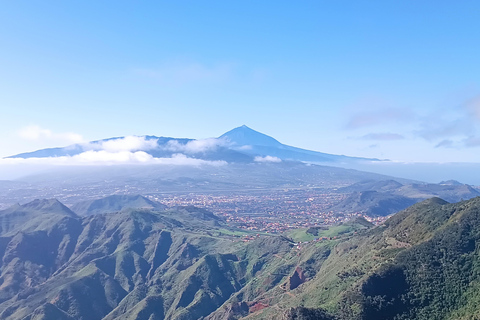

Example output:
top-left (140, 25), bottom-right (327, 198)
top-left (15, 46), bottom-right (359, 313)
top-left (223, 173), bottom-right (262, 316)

top-left (8, 125), bottom-right (379, 164)
top-left (332, 179), bottom-right (480, 216)
top-left (0, 127), bottom-right (398, 208)
top-left (331, 190), bottom-right (417, 217)
top-left (339, 179), bottom-right (480, 203)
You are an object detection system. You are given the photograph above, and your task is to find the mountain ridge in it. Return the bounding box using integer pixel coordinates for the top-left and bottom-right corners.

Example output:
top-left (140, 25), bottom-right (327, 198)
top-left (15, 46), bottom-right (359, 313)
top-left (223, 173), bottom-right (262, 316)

top-left (220, 125), bottom-right (283, 147)
top-left (71, 194), bottom-right (167, 216)
top-left (7, 125), bottom-right (379, 164)
top-left (0, 196), bottom-right (480, 319)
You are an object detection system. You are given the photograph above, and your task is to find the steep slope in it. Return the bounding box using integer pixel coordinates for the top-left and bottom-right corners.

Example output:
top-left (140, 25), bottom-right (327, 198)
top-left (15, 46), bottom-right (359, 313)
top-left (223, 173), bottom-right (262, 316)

top-left (1, 196), bottom-right (480, 320)
top-left (0, 199), bottom-right (82, 304)
top-left (340, 197), bottom-right (480, 320)
top-left (71, 195), bottom-right (166, 216)
top-left (0, 198), bottom-right (295, 320)
top-left (220, 125), bottom-right (283, 148)
top-left (221, 125), bottom-right (377, 163)
top-left (0, 199), bottom-right (78, 236)
top-left (208, 197), bottom-right (480, 320)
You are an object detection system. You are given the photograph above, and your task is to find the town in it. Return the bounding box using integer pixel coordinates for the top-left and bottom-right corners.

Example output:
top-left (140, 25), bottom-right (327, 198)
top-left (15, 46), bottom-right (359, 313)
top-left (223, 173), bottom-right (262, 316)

top-left (151, 188), bottom-right (387, 233)
top-left (0, 181), bottom-right (389, 234)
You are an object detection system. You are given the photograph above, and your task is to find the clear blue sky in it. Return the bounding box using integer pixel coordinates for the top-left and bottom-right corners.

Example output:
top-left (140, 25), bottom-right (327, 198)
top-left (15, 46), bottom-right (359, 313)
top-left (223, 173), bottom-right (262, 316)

top-left (1, 1), bottom-right (480, 162)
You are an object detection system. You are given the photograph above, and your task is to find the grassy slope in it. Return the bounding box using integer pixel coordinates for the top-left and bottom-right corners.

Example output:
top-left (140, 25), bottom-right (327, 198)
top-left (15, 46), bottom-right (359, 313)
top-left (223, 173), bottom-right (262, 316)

top-left (0, 204), bottom-right (256, 320)
top-left (2, 197), bottom-right (480, 320)
top-left (211, 197), bottom-right (480, 320)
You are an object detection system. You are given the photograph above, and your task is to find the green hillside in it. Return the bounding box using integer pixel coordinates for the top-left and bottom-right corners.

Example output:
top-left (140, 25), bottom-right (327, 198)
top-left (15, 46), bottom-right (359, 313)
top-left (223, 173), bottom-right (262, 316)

top-left (0, 197), bottom-right (480, 319)
top-left (226, 197), bottom-right (480, 320)
top-left (71, 194), bottom-right (166, 216)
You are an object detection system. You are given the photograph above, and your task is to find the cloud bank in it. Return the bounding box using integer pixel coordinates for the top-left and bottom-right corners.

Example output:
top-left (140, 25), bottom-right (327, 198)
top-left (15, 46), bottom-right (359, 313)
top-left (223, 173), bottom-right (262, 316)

top-left (1, 135), bottom-right (229, 169)
top-left (163, 138), bottom-right (229, 153)
top-left (1, 152), bottom-right (227, 166)
top-left (254, 156), bottom-right (282, 163)
top-left (86, 136), bottom-right (159, 152)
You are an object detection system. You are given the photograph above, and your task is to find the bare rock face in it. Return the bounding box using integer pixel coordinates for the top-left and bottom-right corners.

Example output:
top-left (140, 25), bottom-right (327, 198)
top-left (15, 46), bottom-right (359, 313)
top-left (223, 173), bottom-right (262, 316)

top-left (288, 267), bottom-right (306, 290)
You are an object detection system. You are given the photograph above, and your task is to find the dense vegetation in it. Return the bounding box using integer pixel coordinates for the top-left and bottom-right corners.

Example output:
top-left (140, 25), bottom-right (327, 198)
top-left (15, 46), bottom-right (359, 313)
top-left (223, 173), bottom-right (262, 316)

top-left (0, 195), bottom-right (480, 319)
top-left (347, 197), bottom-right (480, 320)
top-left (230, 197), bottom-right (480, 320)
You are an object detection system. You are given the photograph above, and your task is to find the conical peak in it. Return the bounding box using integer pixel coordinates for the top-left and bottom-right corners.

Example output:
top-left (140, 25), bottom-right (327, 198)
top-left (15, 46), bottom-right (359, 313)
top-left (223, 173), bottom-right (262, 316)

top-left (220, 125), bottom-right (282, 147)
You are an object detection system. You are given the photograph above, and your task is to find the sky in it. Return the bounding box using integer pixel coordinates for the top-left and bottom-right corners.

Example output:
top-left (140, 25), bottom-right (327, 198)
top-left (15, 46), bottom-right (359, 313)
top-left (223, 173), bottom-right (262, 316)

top-left (1, 1), bottom-right (480, 165)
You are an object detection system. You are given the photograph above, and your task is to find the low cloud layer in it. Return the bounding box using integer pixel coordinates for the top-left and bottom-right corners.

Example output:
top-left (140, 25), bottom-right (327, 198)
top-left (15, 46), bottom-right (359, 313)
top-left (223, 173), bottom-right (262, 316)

top-left (86, 136), bottom-right (159, 152)
top-left (254, 155), bottom-right (282, 163)
top-left (164, 138), bottom-right (229, 153)
top-left (0, 151), bottom-right (227, 167)
top-left (81, 136), bottom-right (228, 154)
top-left (2, 134), bottom-right (232, 171)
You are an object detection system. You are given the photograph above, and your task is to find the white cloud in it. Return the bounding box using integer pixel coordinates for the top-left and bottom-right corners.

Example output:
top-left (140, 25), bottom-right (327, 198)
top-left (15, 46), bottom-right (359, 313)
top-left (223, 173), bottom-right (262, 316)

top-left (155, 153), bottom-right (227, 166)
top-left (86, 136), bottom-right (159, 152)
top-left (72, 150), bottom-right (153, 163)
top-left (18, 125), bottom-right (84, 144)
top-left (2, 134), bottom-right (228, 173)
top-left (164, 138), bottom-right (228, 153)
top-left (254, 155), bottom-right (282, 163)
top-left (0, 152), bottom-right (227, 167)
top-left (83, 137), bottom-right (227, 154)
